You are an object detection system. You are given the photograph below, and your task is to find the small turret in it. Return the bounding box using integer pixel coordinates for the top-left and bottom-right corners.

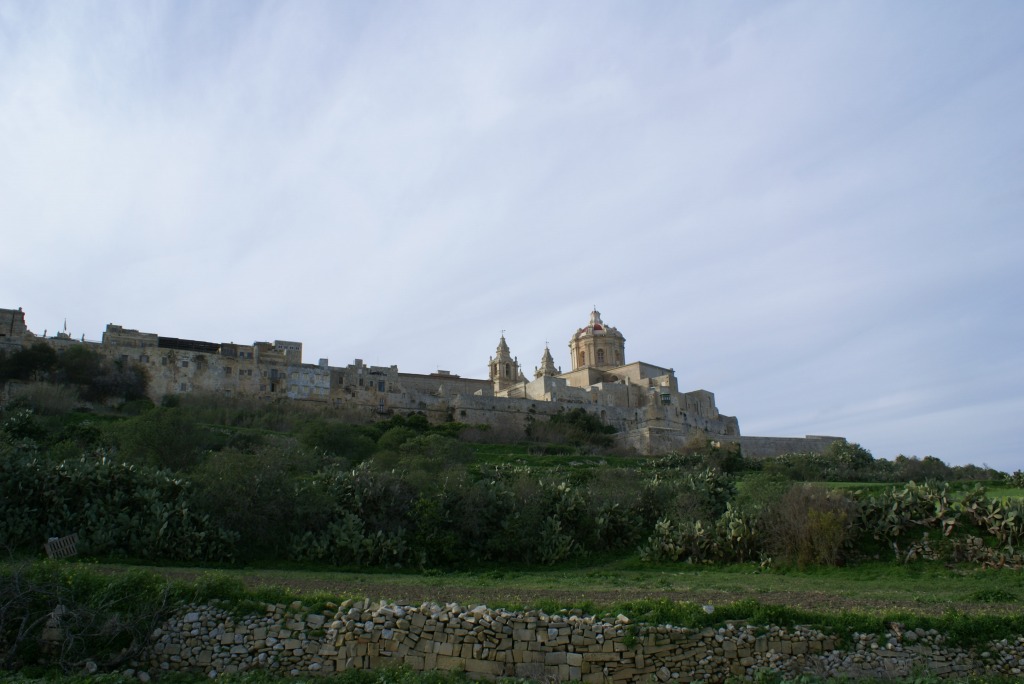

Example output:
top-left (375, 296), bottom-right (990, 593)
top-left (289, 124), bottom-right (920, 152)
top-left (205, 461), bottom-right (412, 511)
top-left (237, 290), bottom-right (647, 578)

top-left (534, 345), bottom-right (560, 379)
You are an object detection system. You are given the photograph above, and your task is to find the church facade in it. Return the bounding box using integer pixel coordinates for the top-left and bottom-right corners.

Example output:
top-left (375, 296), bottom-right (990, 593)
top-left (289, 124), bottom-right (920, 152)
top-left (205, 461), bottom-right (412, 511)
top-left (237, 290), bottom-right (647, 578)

top-left (0, 306), bottom-right (843, 456)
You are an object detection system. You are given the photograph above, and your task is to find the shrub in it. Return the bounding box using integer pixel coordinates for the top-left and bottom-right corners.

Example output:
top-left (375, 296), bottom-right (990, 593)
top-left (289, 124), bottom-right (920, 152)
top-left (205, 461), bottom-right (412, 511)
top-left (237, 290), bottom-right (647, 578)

top-left (528, 408), bottom-right (616, 448)
top-left (7, 382), bottom-right (79, 416)
top-left (763, 484), bottom-right (856, 567)
top-left (191, 446), bottom-right (321, 561)
top-left (0, 451), bottom-right (235, 561)
top-left (0, 343), bottom-right (57, 381)
top-left (49, 346), bottom-right (149, 403)
top-left (299, 420), bottom-right (375, 461)
top-left (109, 407), bottom-right (206, 470)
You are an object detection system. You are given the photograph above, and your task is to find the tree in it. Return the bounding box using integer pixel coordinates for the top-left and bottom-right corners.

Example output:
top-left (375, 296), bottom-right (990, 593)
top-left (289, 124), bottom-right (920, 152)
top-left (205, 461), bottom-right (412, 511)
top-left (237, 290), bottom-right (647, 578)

top-left (112, 407), bottom-right (205, 470)
top-left (56, 346), bottom-right (148, 402)
top-left (0, 343), bottom-right (57, 381)
top-left (298, 419), bottom-right (375, 461)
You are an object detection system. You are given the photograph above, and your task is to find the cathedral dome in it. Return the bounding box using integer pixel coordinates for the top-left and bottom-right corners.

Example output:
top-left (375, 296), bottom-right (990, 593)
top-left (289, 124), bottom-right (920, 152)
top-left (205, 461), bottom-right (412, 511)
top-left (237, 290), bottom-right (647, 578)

top-left (569, 309), bottom-right (625, 370)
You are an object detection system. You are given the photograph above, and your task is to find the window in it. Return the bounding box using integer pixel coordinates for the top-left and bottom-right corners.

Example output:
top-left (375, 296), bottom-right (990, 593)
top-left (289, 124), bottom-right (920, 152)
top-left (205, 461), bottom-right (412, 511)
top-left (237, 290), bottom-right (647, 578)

top-left (504, 363), bottom-right (510, 378)
top-left (181, 360), bottom-right (188, 368)
top-left (378, 399), bottom-right (385, 413)
top-left (580, 351), bottom-right (586, 366)
top-left (377, 380), bottom-right (385, 392)
top-left (179, 383), bottom-right (187, 391)
top-left (225, 367), bottom-right (232, 374)
top-left (597, 349), bottom-right (605, 364)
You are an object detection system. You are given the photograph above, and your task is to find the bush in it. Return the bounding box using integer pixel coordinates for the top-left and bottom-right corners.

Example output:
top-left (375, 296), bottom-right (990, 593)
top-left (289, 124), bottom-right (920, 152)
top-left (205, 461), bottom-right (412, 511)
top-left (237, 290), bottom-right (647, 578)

top-left (49, 346), bottom-right (149, 403)
top-left (0, 451), bottom-right (235, 561)
top-left (7, 382), bottom-right (79, 416)
top-left (764, 484), bottom-right (856, 567)
top-left (0, 344), bottom-right (57, 381)
top-left (298, 420), bottom-right (375, 461)
top-left (528, 408), bottom-right (616, 448)
top-left (109, 407), bottom-right (206, 470)
top-left (191, 446), bottom-right (321, 561)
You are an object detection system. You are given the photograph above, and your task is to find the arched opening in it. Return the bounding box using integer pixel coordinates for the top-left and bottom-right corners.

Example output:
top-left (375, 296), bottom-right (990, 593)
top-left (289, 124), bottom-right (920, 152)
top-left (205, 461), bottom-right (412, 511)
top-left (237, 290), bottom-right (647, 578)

top-left (504, 362), bottom-right (510, 378)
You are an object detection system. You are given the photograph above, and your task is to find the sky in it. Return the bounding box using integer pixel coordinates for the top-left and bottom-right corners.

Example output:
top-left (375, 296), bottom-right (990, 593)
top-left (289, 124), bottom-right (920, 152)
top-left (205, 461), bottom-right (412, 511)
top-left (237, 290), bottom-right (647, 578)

top-left (2, 1), bottom-right (1022, 470)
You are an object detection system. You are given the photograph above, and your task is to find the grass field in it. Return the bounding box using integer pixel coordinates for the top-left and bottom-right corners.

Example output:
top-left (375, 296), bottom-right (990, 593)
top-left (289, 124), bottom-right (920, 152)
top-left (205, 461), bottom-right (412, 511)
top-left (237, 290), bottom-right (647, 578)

top-left (87, 556), bottom-right (1024, 619)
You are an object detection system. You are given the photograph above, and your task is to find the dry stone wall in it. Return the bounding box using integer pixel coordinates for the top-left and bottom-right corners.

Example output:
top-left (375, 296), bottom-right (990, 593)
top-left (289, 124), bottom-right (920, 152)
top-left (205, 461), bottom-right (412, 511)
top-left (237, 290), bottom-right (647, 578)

top-left (146, 600), bottom-right (1024, 682)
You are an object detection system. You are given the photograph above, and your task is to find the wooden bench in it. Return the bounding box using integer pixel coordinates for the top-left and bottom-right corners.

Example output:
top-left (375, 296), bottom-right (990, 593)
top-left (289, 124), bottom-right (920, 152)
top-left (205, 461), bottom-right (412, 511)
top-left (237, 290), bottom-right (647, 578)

top-left (43, 534), bottom-right (79, 559)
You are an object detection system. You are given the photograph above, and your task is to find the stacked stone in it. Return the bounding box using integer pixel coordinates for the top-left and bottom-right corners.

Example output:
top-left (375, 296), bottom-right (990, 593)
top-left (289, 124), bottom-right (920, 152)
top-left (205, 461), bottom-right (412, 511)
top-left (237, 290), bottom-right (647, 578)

top-left (150, 600), bottom-right (334, 678)
top-left (148, 601), bottom-right (1024, 682)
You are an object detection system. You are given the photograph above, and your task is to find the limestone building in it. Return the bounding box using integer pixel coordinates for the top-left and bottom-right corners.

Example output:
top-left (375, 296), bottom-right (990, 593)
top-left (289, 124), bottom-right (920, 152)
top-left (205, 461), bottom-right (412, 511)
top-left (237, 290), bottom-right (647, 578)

top-left (0, 305), bottom-right (843, 456)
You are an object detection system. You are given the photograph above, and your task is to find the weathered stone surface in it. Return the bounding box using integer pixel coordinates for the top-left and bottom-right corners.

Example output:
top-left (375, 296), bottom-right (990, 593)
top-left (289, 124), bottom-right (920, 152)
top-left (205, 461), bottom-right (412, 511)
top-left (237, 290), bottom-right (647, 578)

top-left (144, 603), bottom-right (1024, 682)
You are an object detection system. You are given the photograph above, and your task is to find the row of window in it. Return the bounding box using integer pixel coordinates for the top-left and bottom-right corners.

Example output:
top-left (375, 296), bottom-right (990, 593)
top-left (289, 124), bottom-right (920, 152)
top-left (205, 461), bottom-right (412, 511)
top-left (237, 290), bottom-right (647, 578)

top-left (579, 348), bottom-right (621, 365)
top-left (355, 378), bottom-right (389, 392)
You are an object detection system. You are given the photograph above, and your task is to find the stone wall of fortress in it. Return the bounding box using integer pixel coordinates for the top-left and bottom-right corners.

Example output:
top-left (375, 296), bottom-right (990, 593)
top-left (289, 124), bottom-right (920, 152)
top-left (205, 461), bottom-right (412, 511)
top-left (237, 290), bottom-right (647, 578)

top-left (95, 324), bottom-right (749, 454)
top-left (0, 308), bottom-right (842, 456)
top-left (730, 435), bottom-right (847, 459)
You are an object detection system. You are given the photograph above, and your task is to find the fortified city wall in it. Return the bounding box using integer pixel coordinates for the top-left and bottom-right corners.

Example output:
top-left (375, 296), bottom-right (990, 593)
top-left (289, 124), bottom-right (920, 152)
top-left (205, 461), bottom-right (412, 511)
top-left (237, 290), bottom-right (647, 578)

top-left (138, 600), bottom-right (1024, 683)
top-left (0, 306), bottom-right (843, 457)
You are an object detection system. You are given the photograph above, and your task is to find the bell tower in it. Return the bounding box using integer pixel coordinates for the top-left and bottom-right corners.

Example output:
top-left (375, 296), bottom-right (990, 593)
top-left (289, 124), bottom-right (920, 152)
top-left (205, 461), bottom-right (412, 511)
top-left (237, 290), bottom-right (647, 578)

top-left (488, 334), bottom-right (523, 392)
top-left (569, 308), bottom-right (625, 371)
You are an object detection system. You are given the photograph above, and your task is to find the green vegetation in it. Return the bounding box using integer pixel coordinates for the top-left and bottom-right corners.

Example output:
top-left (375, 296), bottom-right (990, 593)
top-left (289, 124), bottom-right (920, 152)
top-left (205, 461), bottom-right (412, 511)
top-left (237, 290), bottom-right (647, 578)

top-left (0, 388), bottom-right (1019, 571)
top-left (2, 385), bottom-right (1022, 684)
top-left (2, 561), bottom-right (1024, 671)
top-left (0, 345), bottom-right (148, 404)
top-left (3, 560), bottom-right (1024, 681)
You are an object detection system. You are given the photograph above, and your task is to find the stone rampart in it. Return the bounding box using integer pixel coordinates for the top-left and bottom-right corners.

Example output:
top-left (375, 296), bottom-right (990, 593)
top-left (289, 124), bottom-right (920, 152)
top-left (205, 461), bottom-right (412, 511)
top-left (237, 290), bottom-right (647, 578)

top-left (731, 435), bottom-right (845, 459)
top-left (146, 600), bottom-right (1024, 682)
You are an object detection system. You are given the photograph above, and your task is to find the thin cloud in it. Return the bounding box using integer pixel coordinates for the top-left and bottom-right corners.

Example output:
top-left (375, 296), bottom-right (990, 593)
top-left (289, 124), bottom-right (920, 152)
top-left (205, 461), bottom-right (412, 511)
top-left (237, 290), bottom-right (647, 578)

top-left (2, 1), bottom-right (1022, 468)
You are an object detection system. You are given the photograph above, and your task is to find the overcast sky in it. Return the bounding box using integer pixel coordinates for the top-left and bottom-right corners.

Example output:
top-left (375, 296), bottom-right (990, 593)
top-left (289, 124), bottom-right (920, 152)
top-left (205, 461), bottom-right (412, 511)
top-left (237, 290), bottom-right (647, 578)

top-left (2, 1), bottom-right (1022, 470)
